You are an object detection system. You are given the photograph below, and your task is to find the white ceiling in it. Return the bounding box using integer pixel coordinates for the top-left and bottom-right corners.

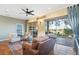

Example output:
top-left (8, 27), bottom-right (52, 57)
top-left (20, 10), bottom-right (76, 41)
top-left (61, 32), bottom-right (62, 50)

top-left (0, 4), bottom-right (72, 20)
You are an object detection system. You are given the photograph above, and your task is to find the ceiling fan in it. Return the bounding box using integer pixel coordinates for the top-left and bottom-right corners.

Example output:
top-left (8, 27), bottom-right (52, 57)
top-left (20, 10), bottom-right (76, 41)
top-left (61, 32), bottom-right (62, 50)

top-left (21, 8), bottom-right (34, 16)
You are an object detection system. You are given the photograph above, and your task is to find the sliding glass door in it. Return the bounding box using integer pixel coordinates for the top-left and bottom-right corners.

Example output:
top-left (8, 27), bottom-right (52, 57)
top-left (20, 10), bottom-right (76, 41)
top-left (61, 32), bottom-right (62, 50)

top-left (45, 16), bottom-right (71, 36)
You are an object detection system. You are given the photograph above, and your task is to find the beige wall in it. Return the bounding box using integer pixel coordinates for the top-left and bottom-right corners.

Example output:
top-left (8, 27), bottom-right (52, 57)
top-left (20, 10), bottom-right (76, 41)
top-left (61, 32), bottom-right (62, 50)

top-left (0, 15), bottom-right (25, 40)
top-left (37, 19), bottom-right (45, 36)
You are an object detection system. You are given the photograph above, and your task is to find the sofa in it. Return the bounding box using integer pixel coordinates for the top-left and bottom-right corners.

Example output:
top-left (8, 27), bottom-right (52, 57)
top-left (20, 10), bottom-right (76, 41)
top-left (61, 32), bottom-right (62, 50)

top-left (8, 33), bottom-right (21, 43)
top-left (23, 35), bottom-right (56, 55)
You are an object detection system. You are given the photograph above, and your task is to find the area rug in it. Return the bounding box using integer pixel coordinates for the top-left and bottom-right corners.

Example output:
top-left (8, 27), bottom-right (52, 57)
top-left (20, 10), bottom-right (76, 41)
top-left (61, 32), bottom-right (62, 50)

top-left (9, 41), bottom-right (23, 55)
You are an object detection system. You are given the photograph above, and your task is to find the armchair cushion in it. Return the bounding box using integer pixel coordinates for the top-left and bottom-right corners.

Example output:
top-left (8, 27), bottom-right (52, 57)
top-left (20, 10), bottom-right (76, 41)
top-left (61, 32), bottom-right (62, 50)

top-left (23, 41), bottom-right (39, 55)
top-left (32, 39), bottom-right (39, 50)
top-left (23, 42), bottom-right (32, 49)
top-left (8, 33), bottom-right (21, 43)
top-left (28, 48), bottom-right (39, 55)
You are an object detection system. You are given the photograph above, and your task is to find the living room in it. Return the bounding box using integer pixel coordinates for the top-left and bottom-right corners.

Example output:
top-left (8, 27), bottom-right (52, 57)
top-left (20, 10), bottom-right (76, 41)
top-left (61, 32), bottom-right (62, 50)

top-left (0, 4), bottom-right (79, 55)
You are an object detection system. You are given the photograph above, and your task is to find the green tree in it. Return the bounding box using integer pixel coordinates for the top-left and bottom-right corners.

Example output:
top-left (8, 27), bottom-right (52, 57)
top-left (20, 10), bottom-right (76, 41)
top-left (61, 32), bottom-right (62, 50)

top-left (64, 29), bottom-right (73, 36)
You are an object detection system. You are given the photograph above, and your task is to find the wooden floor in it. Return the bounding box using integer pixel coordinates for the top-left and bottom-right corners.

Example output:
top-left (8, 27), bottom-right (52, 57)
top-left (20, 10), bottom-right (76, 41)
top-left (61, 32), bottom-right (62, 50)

top-left (0, 41), bottom-right (12, 55)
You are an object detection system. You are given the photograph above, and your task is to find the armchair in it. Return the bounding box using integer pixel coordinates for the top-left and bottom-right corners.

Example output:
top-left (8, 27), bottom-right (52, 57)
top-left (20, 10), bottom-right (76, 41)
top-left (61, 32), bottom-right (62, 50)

top-left (23, 39), bottom-right (39, 55)
top-left (8, 33), bottom-right (21, 43)
top-left (23, 36), bottom-right (56, 55)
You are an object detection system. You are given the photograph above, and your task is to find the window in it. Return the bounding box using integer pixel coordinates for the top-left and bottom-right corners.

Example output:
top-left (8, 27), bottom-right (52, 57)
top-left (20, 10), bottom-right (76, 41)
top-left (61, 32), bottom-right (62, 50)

top-left (45, 16), bottom-right (72, 36)
top-left (16, 24), bottom-right (23, 37)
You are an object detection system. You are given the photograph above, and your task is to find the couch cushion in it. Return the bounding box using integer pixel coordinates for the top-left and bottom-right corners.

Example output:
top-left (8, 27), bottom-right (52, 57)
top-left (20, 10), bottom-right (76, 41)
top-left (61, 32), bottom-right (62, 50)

top-left (8, 33), bottom-right (21, 42)
top-left (47, 34), bottom-right (57, 39)
top-left (11, 37), bottom-right (20, 42)
top-left (32, 39), bottom-right (39, 50)
top-left (37, 35), bottom-right (49, 42)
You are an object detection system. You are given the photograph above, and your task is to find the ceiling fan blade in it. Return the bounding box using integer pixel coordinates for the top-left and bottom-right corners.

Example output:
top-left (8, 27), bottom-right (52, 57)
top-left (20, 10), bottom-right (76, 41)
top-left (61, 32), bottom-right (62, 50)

top-left (26, 8), bottom-right (29, 11)
top-left (22, 9), bottom-right (26, 12)
top-left (26, 14), bottom-right (28, 16)
top-left (29, 13), bottom-right (34, 15)
top-left (21, 8), bottom-right (34, 16)
top-left (30, 10), bottom-right (34, 12)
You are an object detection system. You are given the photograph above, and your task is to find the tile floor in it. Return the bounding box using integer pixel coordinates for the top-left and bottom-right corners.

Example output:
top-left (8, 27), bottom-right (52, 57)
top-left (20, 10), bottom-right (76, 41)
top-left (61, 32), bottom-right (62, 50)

top-left (53, 44), bottom-right (76, 55)
top-left (56, 37), bottom-right (74, 47)
top-left (49, 37), bottom-right (76, 55)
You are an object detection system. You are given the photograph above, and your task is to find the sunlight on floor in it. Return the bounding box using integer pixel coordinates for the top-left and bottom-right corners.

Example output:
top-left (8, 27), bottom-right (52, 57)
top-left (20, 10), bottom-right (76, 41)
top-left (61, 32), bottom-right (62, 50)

top-left (53, 44), bottom-right (76, 55)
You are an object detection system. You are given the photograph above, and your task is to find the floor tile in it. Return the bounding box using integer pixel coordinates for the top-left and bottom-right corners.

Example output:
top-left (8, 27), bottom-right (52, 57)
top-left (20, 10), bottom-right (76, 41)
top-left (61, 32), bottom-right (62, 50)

top-left (53, 44), bottom-right (76, 55)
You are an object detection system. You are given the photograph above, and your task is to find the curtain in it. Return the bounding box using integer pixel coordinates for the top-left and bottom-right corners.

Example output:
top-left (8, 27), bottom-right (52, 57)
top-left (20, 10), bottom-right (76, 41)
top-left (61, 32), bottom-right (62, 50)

top-left (45, 21), bottom-right (49, 34)
top-left (67, 4), bottom-right (79, 54)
